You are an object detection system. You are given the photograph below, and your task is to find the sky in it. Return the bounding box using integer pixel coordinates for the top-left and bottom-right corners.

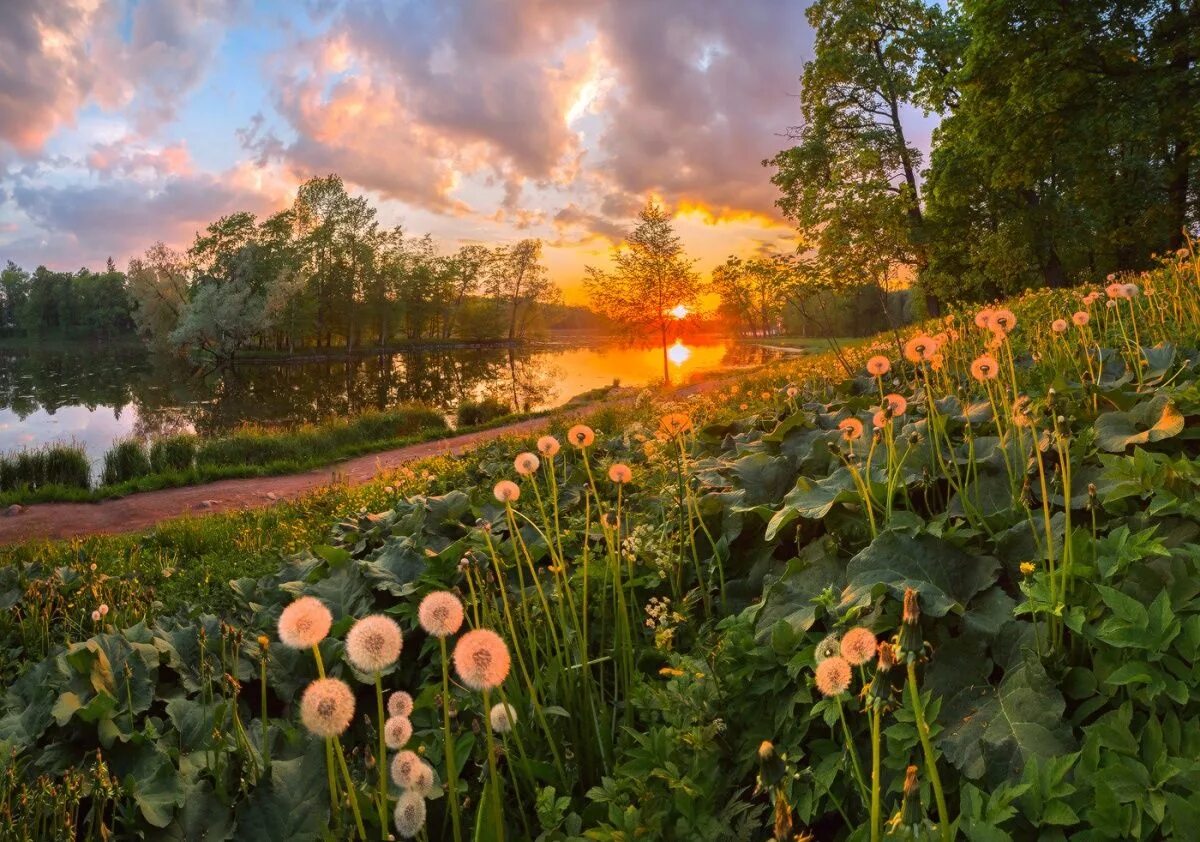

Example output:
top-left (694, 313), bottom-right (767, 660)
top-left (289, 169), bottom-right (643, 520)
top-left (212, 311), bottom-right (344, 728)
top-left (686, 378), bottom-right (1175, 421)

top-left (0, 0), bottom-right (936, 303)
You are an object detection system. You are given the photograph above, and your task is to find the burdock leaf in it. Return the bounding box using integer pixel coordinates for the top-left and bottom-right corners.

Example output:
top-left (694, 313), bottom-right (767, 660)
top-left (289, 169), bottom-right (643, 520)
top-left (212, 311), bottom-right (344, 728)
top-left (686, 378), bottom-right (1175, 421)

top-left (840, 530), bottom-right (999, 616)
top-left (939, 649), bottom-right (1076, 783)
top-left (1095, 395), bottom-right (1184, 452)
top-left (766, 468), bottom-right (860, 539)
top-left (755, 538), bottom-right (845, 640)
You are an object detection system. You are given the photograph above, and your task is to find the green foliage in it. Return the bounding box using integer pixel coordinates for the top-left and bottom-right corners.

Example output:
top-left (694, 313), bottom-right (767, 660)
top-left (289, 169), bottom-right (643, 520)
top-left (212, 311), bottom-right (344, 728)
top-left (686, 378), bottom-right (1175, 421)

top-left (454, 397), bottom-right (511, 427)
top-left (0, 443), bottom-right (90, 492)
top-left (149, 434), bottom-right (197, 473)
top-left (101, 438), bottom-right (152, 486)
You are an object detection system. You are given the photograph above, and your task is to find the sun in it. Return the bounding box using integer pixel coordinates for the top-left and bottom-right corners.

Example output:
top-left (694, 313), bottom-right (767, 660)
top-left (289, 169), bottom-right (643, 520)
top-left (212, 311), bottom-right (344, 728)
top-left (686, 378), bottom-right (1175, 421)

top-left (669, 304), bottom-right (689, 319)
top-left (667, 339), bottom-right (692, 367)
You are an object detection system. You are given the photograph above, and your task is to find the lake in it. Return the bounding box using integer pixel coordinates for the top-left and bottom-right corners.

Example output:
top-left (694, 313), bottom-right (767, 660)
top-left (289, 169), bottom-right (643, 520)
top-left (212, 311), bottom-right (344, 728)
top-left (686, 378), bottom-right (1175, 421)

top-left (0, 338), bottom-right (780, 474)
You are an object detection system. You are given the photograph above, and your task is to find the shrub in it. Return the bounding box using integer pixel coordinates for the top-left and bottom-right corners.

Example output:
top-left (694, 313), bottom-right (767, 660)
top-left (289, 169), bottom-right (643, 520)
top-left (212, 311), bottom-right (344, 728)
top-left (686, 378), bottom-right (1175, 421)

top-left (456, 397), bottom-right (511, 427)
top-left (149, 434), bottom-right (198, 473)
top-left (101, 438), bottom-right (151, 486)
top-left (0, 443), bottom-right (90, 491)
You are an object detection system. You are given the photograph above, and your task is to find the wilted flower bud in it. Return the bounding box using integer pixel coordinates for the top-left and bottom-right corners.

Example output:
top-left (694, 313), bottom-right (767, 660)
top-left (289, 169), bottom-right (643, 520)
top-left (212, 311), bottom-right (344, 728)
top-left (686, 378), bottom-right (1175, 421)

top-left (897, 588), bottom-right (923, 663)
top-left (757, 740), bottom-right (786, 789)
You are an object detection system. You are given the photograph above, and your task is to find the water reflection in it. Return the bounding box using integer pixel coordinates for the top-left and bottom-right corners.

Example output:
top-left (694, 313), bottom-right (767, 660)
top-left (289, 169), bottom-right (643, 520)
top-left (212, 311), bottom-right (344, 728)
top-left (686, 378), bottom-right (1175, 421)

top-left (0, 339), bottom-right (779, 470)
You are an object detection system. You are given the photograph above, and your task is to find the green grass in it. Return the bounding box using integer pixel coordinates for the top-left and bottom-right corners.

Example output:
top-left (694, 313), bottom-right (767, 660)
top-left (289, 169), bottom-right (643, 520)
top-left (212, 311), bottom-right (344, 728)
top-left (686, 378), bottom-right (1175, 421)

top-left (149, 434), bottom-right (197, 473)
top-left (454, 396), bottom-right (511, 426)
top-left (101, 438), bottom-right (152, 486)
top-left (0, 443), bottom-right (91, 493)
top-left (0, 404), bottom-right (552, 507)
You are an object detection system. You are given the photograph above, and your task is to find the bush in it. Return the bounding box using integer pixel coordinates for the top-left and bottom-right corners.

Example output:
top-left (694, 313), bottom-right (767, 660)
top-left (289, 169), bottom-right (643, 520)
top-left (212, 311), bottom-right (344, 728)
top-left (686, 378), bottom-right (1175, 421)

top-left (101, 438), bottom-right (151, 486)
top-left (455, 397), bottom-right (511, 427)
top-left (149, 434), bottom-right (198, 473)
top-left (0, 443), bottom-right (90, 491)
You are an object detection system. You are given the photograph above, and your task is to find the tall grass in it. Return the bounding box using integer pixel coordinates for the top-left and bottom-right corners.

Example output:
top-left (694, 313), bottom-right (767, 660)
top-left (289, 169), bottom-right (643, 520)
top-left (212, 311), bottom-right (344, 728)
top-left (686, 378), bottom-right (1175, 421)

top-left (455, 397), bottom-right (510, 426)
top-left (101, 438), bottom-right (151, 485)
top-left (149, 434), bottom-right (197, 473)
top-left (195, 404), bottom-right (446, 470)
top-left (0, 443), bottom-right (90, 492)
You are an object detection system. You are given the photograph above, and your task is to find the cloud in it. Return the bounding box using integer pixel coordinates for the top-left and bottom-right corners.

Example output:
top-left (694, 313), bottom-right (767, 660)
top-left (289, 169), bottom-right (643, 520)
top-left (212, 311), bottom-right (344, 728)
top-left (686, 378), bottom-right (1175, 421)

top-left (86, 139), bottom-right (194, 179)
top-left (5, 164), bottom-right (287, 268)
top-left (0, 0), bottom-right (104, 153)
top-left (0, 0), bottom-right (239, 156)
top-left (588, 0), bottom-right (811, 220)
top-left (551, 203), bottom-right (626, 245)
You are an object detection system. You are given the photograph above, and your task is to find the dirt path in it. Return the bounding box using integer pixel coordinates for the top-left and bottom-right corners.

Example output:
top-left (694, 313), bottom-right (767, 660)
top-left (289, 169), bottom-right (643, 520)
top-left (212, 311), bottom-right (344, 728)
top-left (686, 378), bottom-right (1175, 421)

top-left (0, 378), bottom-right (728, 545)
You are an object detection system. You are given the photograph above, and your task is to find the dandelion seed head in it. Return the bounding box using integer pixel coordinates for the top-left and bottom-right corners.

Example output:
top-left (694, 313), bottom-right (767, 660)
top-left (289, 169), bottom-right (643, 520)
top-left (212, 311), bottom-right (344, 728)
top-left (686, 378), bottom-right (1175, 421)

top-left (391, 750), bottom-right (422, 788)
top-left (866, 356), bottom-right (891, 376)
top-left (393, 791), bottom-right (426, 839)
top-left (970, 354), bottom-right (999, 381)
top-left (991, 309), bottom-right (1016, 333)
top-left (537, 435), bottom-right (561, 456)
top-left (345, 614), bottom-right (403, 673)
top-left (489, 702), bottom-right (517, 733)
top-left (1072, 310), bottom-right (1089, 326)
top-left (299, 678), bottom-right (355, 738)
top-left (453, 628), bottom-right (511, 691)
top-left (974, 309), bottom-right (994, 329)
top-left (418, 591), bottom-right (464, 638)
top-left (514, 452), bottom-right (540, 475)
top-left (91, 610), bottom-right (101, 622)
top-left (277, 596), bottom-right (333, 649)
top-left (814, 634), bottom-right (840, 663)
top-left (1051, 319), bottom-right (1068, 333)
top-left (493, 480), bottom-right (520, 503)
top-left (884, 394), bottom-right (908, 416)
top-left (388, 690), bottom-right (414, 718)
top-left (840, 627), bottom-right (878, 666)
top-left (384, 715), bottom-right (413, 750)
top-left (838, 417), bottom-right (864, 441)
top-left (608, 463), bottom-right (632, 484)
top-left (567, 424), bottom-right (595, 448)
top-left (815, 655), bottom-right (852, 697)
top-left (903, 336), bottom-right (937, 363)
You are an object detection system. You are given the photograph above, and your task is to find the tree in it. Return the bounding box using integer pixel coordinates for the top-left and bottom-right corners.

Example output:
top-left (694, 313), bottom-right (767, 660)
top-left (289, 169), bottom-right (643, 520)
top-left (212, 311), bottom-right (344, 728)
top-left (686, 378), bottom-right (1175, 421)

top-left (0, 262), bottom-right (30, 331)
top-left (711, 255), bottom-right (794, 336)
top-left (923, 0), bottom-right (1199, 299)
top-left (128, 243), bottom-right (189, 349)
top-left (490, 239), bottom-right (553, 343)
top-left (769, 0), bottom-right (958, 314)
top-left (584, 203), bottom-right (702, 382)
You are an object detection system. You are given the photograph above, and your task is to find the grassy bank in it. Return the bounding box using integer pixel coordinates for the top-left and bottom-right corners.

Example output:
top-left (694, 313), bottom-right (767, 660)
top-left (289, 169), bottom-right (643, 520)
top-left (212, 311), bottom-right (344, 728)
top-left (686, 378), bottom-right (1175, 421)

top-left (3, 253), bottom-right (1200, 838)
top-left (0, 405), bottom-right (504, 506)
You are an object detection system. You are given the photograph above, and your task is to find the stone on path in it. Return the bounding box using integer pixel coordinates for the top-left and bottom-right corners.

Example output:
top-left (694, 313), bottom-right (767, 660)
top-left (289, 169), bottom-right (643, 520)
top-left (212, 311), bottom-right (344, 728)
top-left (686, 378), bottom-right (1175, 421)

top-left (5, 504), bottom-right (22, 517)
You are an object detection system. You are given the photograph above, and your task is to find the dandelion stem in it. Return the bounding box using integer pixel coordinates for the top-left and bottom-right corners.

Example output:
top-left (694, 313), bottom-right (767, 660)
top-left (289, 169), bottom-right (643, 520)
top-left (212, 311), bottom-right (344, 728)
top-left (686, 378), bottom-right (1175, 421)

top-left (906, 661), bottom-right (951, 842)
top-left (438, 636), bottom-right (464, 842)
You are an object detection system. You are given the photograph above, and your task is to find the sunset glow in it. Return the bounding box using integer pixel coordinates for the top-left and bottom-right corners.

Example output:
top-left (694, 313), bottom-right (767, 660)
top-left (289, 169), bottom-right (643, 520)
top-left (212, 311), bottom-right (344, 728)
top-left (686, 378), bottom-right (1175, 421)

top-left (670, 304), bottom-right (690, 319)
top-left (0, 1), bottom-right (813, 295)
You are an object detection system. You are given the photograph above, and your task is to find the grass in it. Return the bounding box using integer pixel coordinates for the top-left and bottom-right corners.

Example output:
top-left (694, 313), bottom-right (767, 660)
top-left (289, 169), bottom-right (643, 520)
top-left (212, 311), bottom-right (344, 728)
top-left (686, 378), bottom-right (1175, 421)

top-left (0, 443), bottom-right (91, 494)
top-left (101, 438), bottom-right (152, 486)
top-left (748, 334), bottom-right (869, 350)
top-left (0, 405), bottom-right (450, 506)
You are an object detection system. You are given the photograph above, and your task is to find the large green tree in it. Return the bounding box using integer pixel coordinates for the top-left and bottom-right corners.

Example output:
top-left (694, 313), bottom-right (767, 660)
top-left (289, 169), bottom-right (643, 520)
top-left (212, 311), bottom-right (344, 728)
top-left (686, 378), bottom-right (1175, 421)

top-left (769, 0), bottom-right (958, 314)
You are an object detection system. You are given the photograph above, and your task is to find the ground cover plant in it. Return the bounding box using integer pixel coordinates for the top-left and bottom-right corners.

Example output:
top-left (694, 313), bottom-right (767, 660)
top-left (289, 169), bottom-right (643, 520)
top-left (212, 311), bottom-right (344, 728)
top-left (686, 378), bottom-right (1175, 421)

top-left (2, 249), bottom-right (1200, 839)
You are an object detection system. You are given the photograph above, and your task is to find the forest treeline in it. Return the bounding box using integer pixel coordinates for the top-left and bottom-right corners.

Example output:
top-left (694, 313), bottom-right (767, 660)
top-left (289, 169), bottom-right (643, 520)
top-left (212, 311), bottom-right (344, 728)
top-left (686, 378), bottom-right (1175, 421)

top-left (0, 176), bottom-right (588, 358)
top-left (759, 0), bottom-right (1198, 322)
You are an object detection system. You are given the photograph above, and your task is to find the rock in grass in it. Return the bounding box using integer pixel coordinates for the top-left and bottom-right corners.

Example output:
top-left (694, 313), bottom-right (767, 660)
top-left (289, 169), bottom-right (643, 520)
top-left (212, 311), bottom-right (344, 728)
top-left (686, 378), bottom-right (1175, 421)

top-left (5, 504), bottom-right (22, 517)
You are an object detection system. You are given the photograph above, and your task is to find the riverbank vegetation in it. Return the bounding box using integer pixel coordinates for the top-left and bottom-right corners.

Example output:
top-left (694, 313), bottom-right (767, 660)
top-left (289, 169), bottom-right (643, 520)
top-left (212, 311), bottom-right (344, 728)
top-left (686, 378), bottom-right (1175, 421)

top-left (2, 250), bottom-right (1199, 838)
top-left (0, 405), bottom-right (450, 505)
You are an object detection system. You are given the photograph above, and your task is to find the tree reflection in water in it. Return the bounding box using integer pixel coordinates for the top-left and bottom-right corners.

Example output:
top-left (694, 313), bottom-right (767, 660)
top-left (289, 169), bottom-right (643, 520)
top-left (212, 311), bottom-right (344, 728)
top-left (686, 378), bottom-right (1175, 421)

top-left (0, 340), bottom-right (781, 465)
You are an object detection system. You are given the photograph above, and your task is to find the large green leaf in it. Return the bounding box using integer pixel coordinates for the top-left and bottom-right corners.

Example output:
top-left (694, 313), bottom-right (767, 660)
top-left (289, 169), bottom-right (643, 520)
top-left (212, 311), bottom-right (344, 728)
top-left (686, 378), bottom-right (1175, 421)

top-left (754, 538), bottom-right (845, 640)
top-left (729, 451), bottom-right (799, 507)
top-left (765, 468), bottom-right (860, 540)
top-left (233, 742), bottom-right (329, 841)
top-left (840, 530), bottom-right (999, 617)
top-left (940, 649), bottom-right (1076, 783)
top-left (1095, 396), bottom-right (1184, 452)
